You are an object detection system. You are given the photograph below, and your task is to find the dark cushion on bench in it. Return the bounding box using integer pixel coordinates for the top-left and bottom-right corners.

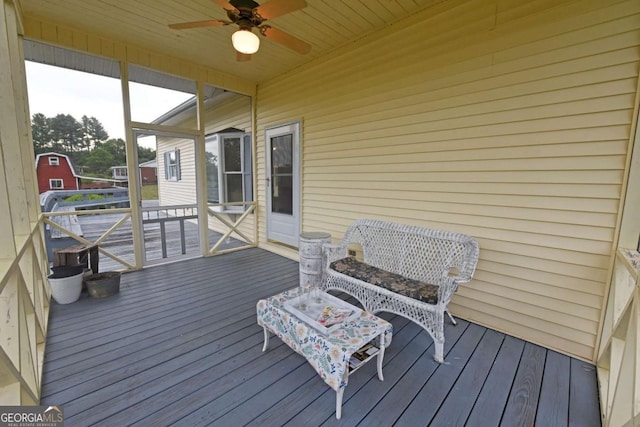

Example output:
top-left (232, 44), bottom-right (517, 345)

top-left (329, 257), bottom-right (439, 305)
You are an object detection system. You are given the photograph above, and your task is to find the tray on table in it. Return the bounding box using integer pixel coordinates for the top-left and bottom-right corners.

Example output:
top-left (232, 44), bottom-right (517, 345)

top-left (283, 291), bottom-right (361, 334)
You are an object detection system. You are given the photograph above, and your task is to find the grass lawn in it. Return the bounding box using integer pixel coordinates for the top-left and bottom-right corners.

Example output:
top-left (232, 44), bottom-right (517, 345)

top-left (141, 184), bottom-right (158, 200)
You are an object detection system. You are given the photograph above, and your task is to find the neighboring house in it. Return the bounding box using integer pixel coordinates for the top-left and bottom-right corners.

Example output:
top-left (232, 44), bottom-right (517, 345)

top-left (139, 159), bottom-right (157, 185)
top-left (110, 165), bottom-right (128, 183)
top-left (110, 160), bottom-right (157, 186)
top-left (34, 152), bottom-right (80, 193)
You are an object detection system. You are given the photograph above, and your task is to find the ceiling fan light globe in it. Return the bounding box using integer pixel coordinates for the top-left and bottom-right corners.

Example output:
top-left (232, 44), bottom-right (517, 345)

top-left (231, 29), bottom-right (260, 54)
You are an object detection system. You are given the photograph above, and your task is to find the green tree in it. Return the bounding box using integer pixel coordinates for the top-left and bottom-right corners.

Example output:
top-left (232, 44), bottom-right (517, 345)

top-left (49, 114), bottom-right (83, 153)
top-left (102, 138), bottom-right (126, 161)
top-left (137, 145), bottom-right (156, 164)
top-left (31, 113), bottom-right (156, 180)
top-left (82, 138), bottom-right (126, 177)
top-left (83, 145), bottom-right (116, 176)
top-left (81, 115), bottom-right (109, 149)
top-left (31, 113), bottom-right (53, 154)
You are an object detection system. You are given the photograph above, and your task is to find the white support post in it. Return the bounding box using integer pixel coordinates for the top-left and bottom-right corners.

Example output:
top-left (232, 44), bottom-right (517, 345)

top-left (120, 61), bottom-right (144, 269)
top-left (195, 81), bottom-right (209, 257)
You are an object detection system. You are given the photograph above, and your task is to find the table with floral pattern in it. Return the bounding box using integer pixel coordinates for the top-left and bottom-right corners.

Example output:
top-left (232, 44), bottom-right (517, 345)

top-left (256, 287), bottom-right (393, 419)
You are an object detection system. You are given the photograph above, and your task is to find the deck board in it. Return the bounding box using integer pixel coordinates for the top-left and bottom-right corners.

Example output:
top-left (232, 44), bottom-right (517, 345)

top-left (465, 335), bottom-right (526, 427)
top-left (569, 358), bottom-right (601, 427)
top-left (501, 342), bottom-right (547, 426)
top-left (429, 329), bottom-right (506, 426)
top-left (339, 321), bottom-right (468, 427)
top-left (535, 350), bottom-right (570, 427)
top-left (310, 318), bottom-right (431, 425)
top-left (40, 248), bottom-right (602, 426)
top-left (393, 323), bottom-right (487, 426)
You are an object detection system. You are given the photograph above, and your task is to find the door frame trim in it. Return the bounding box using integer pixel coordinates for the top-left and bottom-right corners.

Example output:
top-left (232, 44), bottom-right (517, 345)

top-left (133, 130), bottom-right (202, 266)
top-left (265, 121), bottom-right (301, 247)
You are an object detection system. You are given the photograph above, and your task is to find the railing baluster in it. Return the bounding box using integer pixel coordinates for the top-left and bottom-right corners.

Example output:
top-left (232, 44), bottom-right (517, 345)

top-left (180, 219), bottom-right (186, 255)
top-left (160, 221), bottom-right (167, 258)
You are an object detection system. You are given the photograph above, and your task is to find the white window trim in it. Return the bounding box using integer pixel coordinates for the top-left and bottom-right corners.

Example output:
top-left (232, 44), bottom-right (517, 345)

top-left (49, 179), bottom-right (63, 189)
top-left (164, 149), bottom-right (181, 181)
top-left (48, 157), bottom-right (59, 166)
top-left (205, 132), bottom-right (252, 213)
top-left (113, 167), bottom-right (128, 178)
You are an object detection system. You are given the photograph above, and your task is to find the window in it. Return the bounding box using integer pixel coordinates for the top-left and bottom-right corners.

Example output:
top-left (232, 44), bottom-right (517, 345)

top-left (49, 179), bottom-right (63, 189)
top-left (113, 167), bottom-right (127, 179)
top-left (205, 132), bottom-right (252, 211)
top-left (164, 149), bottom-right (181, 181)
top-left (48, 157), bottom-right (59, 166)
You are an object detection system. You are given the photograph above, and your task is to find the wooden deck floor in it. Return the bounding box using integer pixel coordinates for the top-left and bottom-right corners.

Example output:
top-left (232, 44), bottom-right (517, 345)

top-left (40, 248), bottom-right (601, 426)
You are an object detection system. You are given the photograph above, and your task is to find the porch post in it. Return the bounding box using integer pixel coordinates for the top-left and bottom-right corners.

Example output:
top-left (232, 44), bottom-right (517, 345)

top-left (119, 61), bottom-right (144, 269)
top-left (0, 0), bottom-right (51, 405)
top-left (196, 80), bottom-right (209, 257)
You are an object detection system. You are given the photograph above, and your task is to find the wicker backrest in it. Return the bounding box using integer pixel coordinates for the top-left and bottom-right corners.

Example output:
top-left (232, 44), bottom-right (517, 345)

top-left (342, 219), bottom-right (480, 284)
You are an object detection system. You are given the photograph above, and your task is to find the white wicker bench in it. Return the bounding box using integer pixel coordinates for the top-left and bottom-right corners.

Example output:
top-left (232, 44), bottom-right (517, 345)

top-left (322, 219), bottom-right (480, 363)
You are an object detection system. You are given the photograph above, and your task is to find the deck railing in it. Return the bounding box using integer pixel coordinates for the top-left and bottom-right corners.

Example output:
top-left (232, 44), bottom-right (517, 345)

top-left (597, 249), bottom-right (640, 427)
top-left (0, 221), bottom-right (50, 404)
top-left (207, 201), bottom-right (257, 255)
top-left (42, 208), bottom-right (136, 270)
top-left (41, 200), bottom-right (258, 268)
top-left (142, 204), bottom-right (198, 260)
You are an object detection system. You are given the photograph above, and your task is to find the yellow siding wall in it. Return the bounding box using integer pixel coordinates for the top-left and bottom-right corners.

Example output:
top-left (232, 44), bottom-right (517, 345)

top-left (157, 138), bottom-right (197, 206)
top-left (204, 93), bottom-right (252, 135)
top-left (256, 0), bottom-right (640, 361)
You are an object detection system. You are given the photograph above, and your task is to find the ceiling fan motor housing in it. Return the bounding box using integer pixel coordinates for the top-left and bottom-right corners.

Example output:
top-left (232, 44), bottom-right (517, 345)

top-left (230, 0), bottom-right (260, 9)
top-left (227, 0), bottom-right (265, 27)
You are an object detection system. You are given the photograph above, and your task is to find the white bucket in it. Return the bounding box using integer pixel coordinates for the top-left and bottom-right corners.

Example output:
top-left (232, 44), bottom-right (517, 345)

top-left (48, 272), bottom-right (83, 304)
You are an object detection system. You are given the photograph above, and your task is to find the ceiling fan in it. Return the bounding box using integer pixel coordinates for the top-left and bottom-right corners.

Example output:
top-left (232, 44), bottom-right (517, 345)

top-left (169, 0), bottom-right (311, 61)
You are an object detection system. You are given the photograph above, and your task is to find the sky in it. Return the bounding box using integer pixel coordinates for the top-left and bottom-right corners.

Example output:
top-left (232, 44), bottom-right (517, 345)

top-left (25, 61), bottom-right (193, 147)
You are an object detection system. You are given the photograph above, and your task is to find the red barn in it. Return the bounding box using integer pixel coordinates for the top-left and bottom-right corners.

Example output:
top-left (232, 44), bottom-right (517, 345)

top-left (35, 152), bottom-right (80, 194)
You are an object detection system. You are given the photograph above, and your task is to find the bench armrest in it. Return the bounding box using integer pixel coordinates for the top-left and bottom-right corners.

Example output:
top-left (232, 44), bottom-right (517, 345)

top-left (437, 269), bottom-right (472, 305)
top-left (322, 242), bottom-right (348, 271)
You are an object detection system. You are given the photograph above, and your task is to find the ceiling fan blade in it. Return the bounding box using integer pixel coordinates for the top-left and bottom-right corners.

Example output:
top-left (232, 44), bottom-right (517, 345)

top-left (211, 0), bottom-right (238, 11)
top-left (168, 20), bottom-right (228, 30)
top-left (237, 52), bottom-right (252, 62)
top-left (262, 26), bottom-right (311, 54)
top-left (255, 0), bottom-right (307, 20)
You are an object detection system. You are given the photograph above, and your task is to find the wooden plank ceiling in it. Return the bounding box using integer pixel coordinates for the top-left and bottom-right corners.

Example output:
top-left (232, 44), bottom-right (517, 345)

top-left (20, 0), bottom-right (446, 83)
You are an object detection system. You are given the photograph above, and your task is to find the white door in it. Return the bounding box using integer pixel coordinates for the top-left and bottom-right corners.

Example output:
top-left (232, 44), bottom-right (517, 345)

top-left (265, 122), bottom-right (300, 247)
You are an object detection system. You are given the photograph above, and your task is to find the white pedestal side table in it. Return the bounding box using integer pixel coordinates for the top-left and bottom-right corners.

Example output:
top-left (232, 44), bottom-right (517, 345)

top-left (299, 231), bottom-right (331, 288)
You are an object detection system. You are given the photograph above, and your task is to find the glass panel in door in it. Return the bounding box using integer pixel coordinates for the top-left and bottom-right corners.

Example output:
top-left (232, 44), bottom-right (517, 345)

top-left (271, 135), bottom-right (293, 215)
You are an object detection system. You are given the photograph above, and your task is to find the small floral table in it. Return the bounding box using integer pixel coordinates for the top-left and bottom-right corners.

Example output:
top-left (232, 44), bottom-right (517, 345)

top-left (256, 287), bottom-right (393, 419)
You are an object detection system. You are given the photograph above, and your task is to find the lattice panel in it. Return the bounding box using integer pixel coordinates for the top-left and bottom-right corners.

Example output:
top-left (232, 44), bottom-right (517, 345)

top-left (597, 250), bottom-right (640, 427)
top-left (0, 229), bottom-right (50, 405)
